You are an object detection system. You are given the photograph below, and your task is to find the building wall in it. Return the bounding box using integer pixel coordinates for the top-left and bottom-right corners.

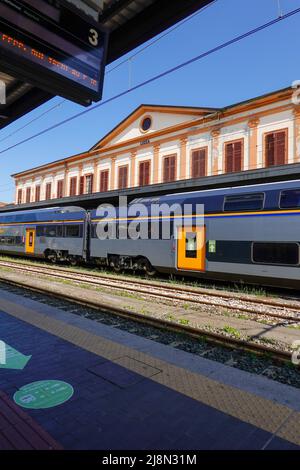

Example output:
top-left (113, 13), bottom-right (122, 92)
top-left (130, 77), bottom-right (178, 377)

top-left (13, 93), bottom-right (300, 204)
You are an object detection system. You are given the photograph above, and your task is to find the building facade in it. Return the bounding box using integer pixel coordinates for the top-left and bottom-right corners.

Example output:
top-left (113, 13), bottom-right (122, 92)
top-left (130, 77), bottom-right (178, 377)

top-left (13, 87), bottom-right (300, 204)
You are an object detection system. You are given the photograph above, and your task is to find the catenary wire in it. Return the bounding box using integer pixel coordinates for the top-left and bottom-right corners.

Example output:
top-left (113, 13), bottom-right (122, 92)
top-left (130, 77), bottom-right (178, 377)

top-left (105, 0), bottom-right (219, 75)
top-left (0, 6), bottom-right (299, 157)
top-left (0, 1), bottom-right (219, 145)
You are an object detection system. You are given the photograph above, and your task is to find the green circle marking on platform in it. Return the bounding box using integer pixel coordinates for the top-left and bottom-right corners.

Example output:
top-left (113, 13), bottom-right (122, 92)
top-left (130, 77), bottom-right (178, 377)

top-left (13, 380), bottom-right (74, 409)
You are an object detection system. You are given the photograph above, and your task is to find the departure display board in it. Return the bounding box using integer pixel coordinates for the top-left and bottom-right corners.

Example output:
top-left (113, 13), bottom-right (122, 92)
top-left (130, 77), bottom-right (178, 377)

top-left (0, 0), bottom-right (109, 105)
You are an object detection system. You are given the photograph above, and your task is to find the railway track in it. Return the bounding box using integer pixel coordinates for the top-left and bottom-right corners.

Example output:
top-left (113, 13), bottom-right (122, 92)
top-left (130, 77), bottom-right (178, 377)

top-left (0, 267), bottom-right (295, 365)
top-left (0, 258), bottom-right (300, 323)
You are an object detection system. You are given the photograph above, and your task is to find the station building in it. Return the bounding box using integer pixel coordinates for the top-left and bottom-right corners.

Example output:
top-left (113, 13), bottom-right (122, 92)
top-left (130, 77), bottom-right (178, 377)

top-left (12, 86), bottom-right (300, 205)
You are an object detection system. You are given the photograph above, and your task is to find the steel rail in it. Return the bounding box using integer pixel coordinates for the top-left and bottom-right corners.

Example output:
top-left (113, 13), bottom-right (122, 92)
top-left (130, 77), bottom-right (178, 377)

top-left (0, 259), bottom-right (299, 323)
top-left (0, 275), bottom-right (293, 365)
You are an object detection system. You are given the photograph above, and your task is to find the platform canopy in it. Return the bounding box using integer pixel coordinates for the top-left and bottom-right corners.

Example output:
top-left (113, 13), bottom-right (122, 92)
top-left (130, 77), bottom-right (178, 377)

top-left (0, 0), bottom-right (214, 130)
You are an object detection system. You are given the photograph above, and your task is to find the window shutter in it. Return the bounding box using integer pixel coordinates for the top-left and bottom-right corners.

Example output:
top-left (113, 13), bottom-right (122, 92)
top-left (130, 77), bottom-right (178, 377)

top-left (225, 142), bottom-right (242, 173)
top-left (163, 156), bottom-right (176, 182)
top-left (192, 149), bottom-right (206, 178)
top-left (124, 166), bottom-right (128, 188)
top-left (79, 176), bottom-right (84, 195)
top-left (265, 131), bottom-right (286, 167)
top-left (225, 143), bottom-right (234, 173)
top-left (170, 156), bottom-right (176, 181)
top-left (266, 133), bottom-right (275, 166)
top-left (163, 157), bottom-right (168, 182)
top-left (139, 161), bottom-right (150, 186)
top-left (17, 189), bottom-right (22, 204)
top-left (119, 166), bottom-right (128, 189)
top-left (35, 185), bottom-right (41, 202)
top-left (275, 131), bottom-right (286, 165)
top-left (90, 174), bottom-right (94, 193)
top-left (200, 149), bottom-right (206, 176)
top-left (139, 163), bottom-right (143, 186)
top-left (69, 177), bottom-right (77, 196)
top-left (57, 181), bottom-right (63, 199)
top-left (233, 141), bottom-right (242, 172)
top-left (192, 151), bottom-right (198, 178)
top-left (145, 161), bottom-right (150, 185)
top-left (46, 183), bottom-right (51, 200)
top-left (26, 188), bottom-right (31, 203)
top-left (100, 170), bottom-right (109, 192)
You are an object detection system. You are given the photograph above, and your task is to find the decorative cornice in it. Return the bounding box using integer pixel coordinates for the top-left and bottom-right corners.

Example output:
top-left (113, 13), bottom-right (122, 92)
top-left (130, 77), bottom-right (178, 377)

top-left (293, 106), bottom-right (300, 118)
top-left (180, 136), bottom-right (188, 144)
top-left (248, 117), bottom-right (260, 128)
top-left (211, 128), bottom-right (221, 138)
top-left (12, 89), bottom-right (294, 181)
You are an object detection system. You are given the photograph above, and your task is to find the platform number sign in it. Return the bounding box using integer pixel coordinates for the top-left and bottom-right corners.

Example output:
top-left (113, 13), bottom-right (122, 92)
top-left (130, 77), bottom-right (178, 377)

top-left (89, 28), bottom-right (99, 46)
top-left (0, 0), bottom-right (109, 105)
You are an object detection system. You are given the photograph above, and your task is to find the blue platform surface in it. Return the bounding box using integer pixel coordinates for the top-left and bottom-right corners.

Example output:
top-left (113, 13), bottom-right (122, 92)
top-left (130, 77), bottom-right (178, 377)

top-left (0, 292), bottom-right (299, 450)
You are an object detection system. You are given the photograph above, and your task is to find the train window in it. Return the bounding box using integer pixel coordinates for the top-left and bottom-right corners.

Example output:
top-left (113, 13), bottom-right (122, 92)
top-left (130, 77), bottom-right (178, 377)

top-left (252, 242), bottom-right (299, 265)
top-left (185, 232), bottom-right (197, 259)
top-left (15, 236), bottom-right (23, 245)
top-left (65, 225), bottom-right (82, 238)
top-left (280, 189), bottom-right (300, 208)
top-left (56, 225), bottom-right (64, 237)
top-left (36, 226), bottom-right (45, 237)
top-left (44, 226), bottom-right (57, 237)
top-left (0, 236), bottom-right (24, 246)
top-left (224, 193), bottom-right (264, 212)
top-left (91, 224), bottom-right (98, 238)
top-left (37, 225), bottom-right (63, 237)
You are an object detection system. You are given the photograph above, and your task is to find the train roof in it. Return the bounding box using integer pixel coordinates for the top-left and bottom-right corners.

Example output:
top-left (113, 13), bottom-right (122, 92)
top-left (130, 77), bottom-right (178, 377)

top-left (131, 179), bottom-right (300, 205)
top-left (0, 206), bottom-right (86, 224)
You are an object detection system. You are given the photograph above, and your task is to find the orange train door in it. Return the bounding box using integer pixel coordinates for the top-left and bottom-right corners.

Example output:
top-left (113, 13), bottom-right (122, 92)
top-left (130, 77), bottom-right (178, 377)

top-left (177, 226), bottom-right (206, 271)
top-left (25, 228), bottom-right (35, 254)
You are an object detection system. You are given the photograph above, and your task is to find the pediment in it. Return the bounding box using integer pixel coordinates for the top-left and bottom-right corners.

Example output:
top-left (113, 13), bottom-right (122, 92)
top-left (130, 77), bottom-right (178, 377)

top-left (91, 105), bottom-right (218, 150)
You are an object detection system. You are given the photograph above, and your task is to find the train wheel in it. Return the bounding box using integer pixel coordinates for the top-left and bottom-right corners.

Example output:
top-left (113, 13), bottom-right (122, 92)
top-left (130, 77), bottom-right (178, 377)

top-left (69, 256), bottom-right (78, 267)
top-left (50, 252), bottom-right (58, 264)
top-left (145, 264), bottom-right (156, 277)
top-left (110, 257), bottom-right (122, 273)
top-left (140, 258), bottom-right (156, 277)
top-left (113, 264), bottom-right (122, 273)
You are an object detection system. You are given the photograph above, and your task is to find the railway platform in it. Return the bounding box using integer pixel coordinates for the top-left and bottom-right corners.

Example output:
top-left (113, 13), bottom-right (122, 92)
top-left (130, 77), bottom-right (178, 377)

top-left (0, 287), bottom-right (299, 451)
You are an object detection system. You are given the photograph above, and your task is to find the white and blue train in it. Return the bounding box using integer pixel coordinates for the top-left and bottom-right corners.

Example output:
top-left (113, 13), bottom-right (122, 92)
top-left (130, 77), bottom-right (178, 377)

top-left (0, 180), bottom-right (300, 288)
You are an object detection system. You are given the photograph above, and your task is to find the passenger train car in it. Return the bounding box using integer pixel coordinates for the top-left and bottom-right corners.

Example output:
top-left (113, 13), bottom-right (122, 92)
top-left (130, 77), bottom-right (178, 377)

top-left (0, 206), bottom-right (87, 265)
top-left (0, 180), bottom-right (300, 288)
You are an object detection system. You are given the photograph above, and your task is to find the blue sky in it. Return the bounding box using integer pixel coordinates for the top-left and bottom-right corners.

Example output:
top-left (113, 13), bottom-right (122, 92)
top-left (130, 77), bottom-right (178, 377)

top-left (1, 0), bottom-right (300, 202)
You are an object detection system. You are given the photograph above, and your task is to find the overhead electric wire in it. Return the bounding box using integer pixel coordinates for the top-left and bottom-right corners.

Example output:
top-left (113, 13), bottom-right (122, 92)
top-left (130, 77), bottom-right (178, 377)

top-left (0, 1), bottom-right (218, 145)
top-left (0, 5), bottom-right (300, 156)
top-left (105, 0), bottom-right (219, 75)
top-left (0, 100), bottom-right (65, 144)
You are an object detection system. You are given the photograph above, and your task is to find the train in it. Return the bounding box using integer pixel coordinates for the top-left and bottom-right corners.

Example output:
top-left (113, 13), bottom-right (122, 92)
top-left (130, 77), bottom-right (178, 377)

top-left (0, 180), bottom-right (300, 288)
